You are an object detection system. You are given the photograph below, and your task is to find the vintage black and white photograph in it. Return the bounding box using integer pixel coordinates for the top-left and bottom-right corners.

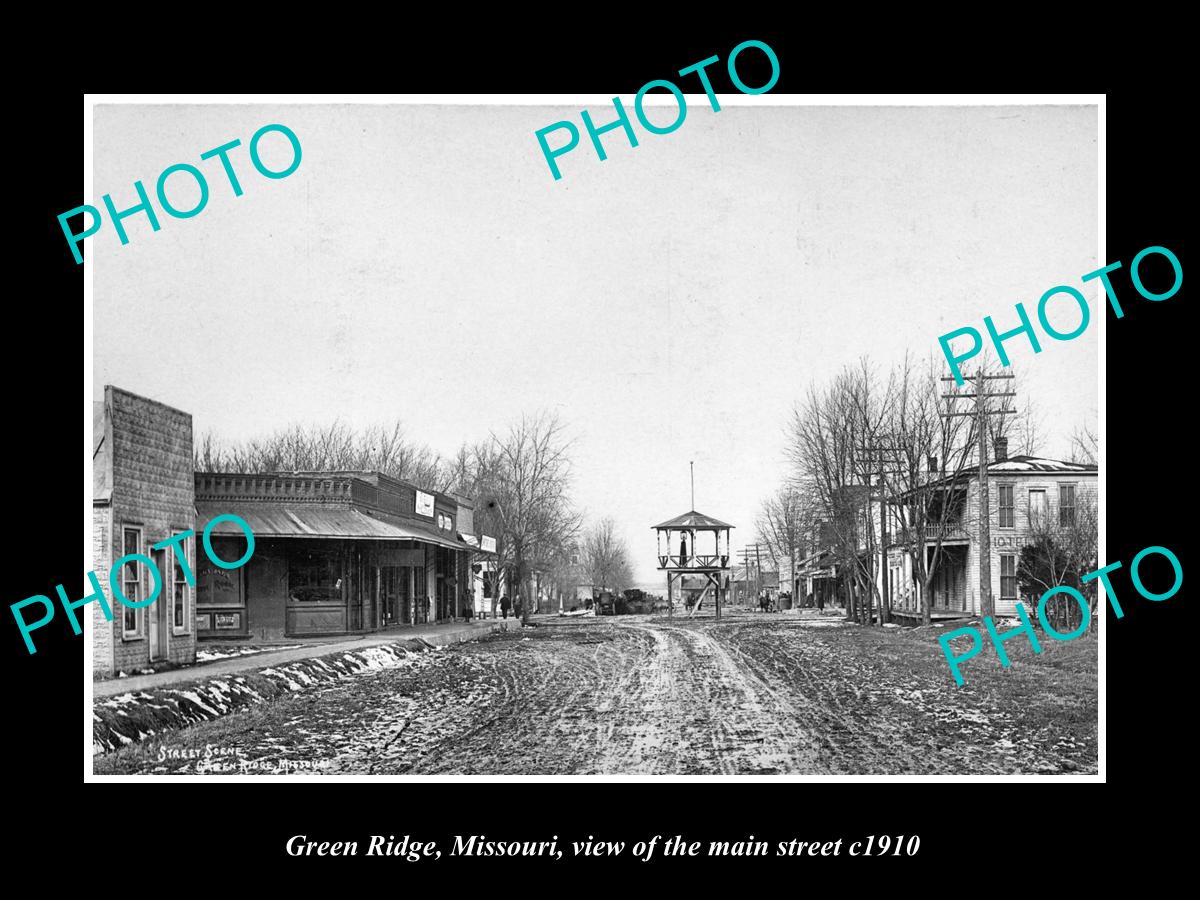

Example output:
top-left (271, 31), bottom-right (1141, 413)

top-left (87, 98), bottom-right (1099, 777)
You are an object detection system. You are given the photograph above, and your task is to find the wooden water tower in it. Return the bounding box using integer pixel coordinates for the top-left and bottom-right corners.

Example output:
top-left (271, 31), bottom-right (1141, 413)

top-left (652, 463), bottom-right (733, 618)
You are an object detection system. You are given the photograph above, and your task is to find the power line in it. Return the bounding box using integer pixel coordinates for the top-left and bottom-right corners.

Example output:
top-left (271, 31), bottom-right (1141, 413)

top-left (940, 370), bottom-right (1017, 619)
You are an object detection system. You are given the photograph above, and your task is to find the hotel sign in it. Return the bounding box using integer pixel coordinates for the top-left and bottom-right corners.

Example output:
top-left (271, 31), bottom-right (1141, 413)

top-left (415, 490), bottom-right (435, 517)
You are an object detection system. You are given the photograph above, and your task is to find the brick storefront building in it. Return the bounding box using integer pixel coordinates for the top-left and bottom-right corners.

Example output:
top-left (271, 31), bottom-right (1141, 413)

top-left (193, 471), bottom-right (487, 640)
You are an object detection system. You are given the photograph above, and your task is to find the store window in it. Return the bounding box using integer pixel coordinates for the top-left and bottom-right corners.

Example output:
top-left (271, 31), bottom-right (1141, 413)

top-left (288, 548), bottom-right (344, 603)
top-left (121, 527), bottom-right (142, 638)
top-left (197, 537), bottom-right (247, 608)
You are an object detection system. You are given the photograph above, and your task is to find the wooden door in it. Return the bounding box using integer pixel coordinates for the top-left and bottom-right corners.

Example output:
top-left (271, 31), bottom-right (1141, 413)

top-left (150, 548), bottom-right (169, 660)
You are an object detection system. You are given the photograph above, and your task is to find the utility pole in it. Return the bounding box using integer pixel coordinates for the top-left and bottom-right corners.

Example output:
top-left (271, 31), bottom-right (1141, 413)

top-left (738, 543), bottom-right (768, 607)
top-left (853, 443), bottom-right (903, 626)
top-left (941, 371), bottom-right (1016, 619)
top-left (755, 543), bottom-right (763, 607)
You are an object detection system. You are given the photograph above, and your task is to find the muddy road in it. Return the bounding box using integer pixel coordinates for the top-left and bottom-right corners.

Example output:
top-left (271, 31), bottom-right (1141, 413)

top-left (96, 612), bottom-right (1097, 775)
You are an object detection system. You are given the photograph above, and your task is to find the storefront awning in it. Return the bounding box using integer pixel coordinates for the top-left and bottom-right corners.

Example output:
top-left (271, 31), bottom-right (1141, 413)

top-left (196, 502), bottom-right (474, 551)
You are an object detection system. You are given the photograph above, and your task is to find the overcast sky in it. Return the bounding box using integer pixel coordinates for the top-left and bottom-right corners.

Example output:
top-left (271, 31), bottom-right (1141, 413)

top-left (92, 102), bottom-right (1098, 587)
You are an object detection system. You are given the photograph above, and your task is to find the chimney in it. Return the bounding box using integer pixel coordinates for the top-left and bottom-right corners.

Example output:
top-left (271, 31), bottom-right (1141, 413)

top-left (928, 455), bottom-right (939, 473)
top-left (994, 437), bottom-right (1008, 462)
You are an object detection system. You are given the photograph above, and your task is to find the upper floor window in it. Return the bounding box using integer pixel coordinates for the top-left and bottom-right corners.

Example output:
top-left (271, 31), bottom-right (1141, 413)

top-left (998, 484), bottom-right (1015, 528)
top-left (1028, 489), bottom-right (1047, 529)
top-left (1059, 483), bottom-right (1077, 527)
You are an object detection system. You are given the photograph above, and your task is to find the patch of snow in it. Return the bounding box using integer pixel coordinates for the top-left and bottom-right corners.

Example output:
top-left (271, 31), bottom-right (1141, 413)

top-left (175, 690), bottom-right (220, 716)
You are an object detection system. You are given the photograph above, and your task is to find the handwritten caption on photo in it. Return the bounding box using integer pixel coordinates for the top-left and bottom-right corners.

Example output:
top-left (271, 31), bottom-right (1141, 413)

top-left (156, 744), bottom-right (329, 774)
top-left (10, 514), bottom-right (255, 655)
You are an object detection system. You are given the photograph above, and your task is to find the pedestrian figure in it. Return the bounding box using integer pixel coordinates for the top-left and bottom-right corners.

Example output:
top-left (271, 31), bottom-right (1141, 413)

top-left (500, 594), bottom-right (511, 619)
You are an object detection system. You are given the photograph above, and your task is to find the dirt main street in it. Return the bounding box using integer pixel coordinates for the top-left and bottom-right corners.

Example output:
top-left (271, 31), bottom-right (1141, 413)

top-left (95, 611), bottom-right (1097, 776)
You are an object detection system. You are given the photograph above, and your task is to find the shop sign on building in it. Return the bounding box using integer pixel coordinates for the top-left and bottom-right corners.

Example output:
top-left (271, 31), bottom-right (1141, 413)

top-left (415, 491), bottom-right (435, 517)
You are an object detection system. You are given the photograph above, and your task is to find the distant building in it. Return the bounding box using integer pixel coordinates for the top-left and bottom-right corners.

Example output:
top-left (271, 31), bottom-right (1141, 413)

top-left (92, 386), bottom-right (197, 677)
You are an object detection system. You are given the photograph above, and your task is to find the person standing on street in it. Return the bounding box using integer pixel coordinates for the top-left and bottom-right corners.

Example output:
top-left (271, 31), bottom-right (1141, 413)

top-left (500, 594), bottom-right (511, 619)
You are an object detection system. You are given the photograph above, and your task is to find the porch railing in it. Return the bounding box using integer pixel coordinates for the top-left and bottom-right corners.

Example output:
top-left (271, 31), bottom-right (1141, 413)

top-left (892, 521), bottom-right (968, 545)
top-left (657, 554), bottom-right (730, 569)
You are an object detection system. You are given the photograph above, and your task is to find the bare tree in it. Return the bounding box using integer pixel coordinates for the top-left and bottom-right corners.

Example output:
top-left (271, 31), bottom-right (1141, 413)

top-left (193, 419), bottom-right (451, 491)
top-left (1017, 493), bottom-right (1099, 633)
top-left (478, 412), bottom-right (582, 625)
top-left (987, 366), bottom-right (1043, 458)
top-left (756, 486), bottom-right (807, 601)
top-left (580, 517), bottom-right (634, 593)
top-left (1068, 422), bottom-right (1098, 466)
top-left (879, 354), bottom-right (977, 626)
top-left (787, 360), bottom-right (886, 625)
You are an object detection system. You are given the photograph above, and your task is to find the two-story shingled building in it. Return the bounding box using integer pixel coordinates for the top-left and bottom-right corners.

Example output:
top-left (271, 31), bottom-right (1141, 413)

top-left (93, 385), bottom-right (496, 676)
top-left (93, 386), bottom-right (198, 677)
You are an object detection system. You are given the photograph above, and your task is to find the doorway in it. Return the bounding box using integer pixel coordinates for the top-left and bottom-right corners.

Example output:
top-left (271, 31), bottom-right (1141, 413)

top-left (149, 547), bottom-right (170, 661)
top-left (381, 566), bottom-right (412, 626)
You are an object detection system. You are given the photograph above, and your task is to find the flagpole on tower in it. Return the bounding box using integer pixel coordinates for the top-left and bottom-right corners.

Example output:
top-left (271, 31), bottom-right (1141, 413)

top-left (690, 461), bottom-right (694, 510)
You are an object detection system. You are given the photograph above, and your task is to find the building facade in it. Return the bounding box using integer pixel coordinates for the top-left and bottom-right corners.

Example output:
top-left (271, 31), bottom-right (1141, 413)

top-left (92, 386), bottom-right (197, 677)
top-left (888, 455), bottom-right (1098, 618)
top-left (193, 471), bottom-right (492, 640)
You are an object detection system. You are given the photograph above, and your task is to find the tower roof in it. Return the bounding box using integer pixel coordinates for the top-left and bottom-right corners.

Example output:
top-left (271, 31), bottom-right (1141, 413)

top-left (652, 510), bottom-right (734, 530)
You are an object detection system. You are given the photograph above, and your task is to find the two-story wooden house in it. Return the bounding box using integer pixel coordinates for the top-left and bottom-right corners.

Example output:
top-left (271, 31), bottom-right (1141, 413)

top-left (887, 451), bottom-right (1097, 619)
